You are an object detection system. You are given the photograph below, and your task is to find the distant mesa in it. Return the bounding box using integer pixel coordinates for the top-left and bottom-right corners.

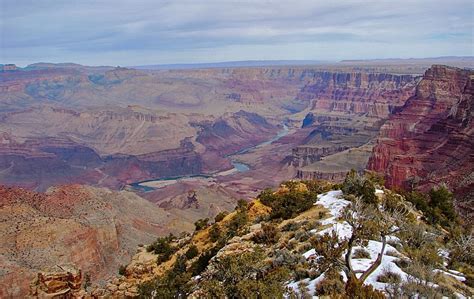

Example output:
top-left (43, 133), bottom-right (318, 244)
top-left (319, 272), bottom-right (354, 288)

top-left (1, 64), bottom-right (17, 71)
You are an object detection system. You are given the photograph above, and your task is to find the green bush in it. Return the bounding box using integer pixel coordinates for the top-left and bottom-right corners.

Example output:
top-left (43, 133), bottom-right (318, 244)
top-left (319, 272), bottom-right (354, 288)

top-left (201, 249), bottom-right (290, 298)
top-left (377, 270), bottom-right (402, 284)
top-left (236, 199), bottom-right (248, 211)
top-left (214, 211), bottom-right (229, 223)
top-left (345, 278), bottom-right (385, 299)
top-left (147, 235), bottom-right (177, 264)
top-left (258, 186), bottom-right (315, 220)
top-left (138, 255), bottom-right (192, 298)
top-left (185, 245), bottom-right (199, 259)
top-left (341, 169), bottom-right (377, 205)
top-left (405, 186), bottom-right (458, 228)
top-left (194, 218), bottom-right (210, 231)
top-left (209, 224), bottom-right (222, 242)
top-left (226, 209), bottom-right (248, 236)
top-left (315, 268), bottom-right (345, 296)
top-left (252, 223), bottom-right (280, 244)
top-left (353, 248), bottom-right (371, 259)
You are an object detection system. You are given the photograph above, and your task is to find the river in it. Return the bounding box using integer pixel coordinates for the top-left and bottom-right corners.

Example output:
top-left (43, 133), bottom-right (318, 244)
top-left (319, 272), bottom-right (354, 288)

top-left (129, 122), bottom-right (289, 191)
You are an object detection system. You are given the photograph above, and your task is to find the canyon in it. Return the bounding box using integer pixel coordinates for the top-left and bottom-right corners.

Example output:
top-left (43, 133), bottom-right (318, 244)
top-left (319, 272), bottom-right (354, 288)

top-left (369, 65), bottom-right (474, 218)
top-left (0, 59), bottom-right (473, 296)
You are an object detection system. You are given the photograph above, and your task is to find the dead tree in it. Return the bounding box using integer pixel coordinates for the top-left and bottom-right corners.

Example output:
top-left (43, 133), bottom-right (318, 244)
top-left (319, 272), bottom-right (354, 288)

top-left (341, 198), bottom-right (404, 285)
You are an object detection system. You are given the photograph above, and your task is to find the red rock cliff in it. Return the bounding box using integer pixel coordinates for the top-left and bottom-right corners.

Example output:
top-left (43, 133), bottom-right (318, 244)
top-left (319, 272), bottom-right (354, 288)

top-left (368, 65), bottom-right (473, 208)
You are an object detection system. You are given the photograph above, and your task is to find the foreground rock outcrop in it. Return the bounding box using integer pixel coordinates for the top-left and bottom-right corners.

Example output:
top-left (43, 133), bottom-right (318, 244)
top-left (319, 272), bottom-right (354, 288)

top-left (368, 65), bottom-right (474, 215)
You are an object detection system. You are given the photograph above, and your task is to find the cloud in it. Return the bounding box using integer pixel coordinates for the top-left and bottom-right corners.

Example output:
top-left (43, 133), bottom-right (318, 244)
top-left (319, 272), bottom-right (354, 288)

top-left (1, 0), bottom-right (473, 66)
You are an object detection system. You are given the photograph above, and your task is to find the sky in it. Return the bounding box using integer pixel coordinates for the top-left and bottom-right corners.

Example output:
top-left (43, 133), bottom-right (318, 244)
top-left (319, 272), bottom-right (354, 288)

top-left (1, 0), bottom-right (473, 66)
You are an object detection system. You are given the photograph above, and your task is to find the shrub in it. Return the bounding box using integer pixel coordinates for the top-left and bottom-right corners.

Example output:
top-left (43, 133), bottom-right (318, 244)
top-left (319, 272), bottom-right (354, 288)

top-left (345, 278), bottom-right (385, 299)
top-left (118, 265), bottom-right (127, 276)
top-left (147, 235), bottom-right (177, 264)
top-left (341, 169), bottom-right (377, 205)
top-left (258, 186), bottom-right (315, 220)
top-left (365, 171), bottom-right (385, 186)
top-left (405, 186), bottom-right (458, 228)
top-left (294, 229), bottom-right (311, 242)
top-left (353, 248), bottom-right (371, 259)
top-left (252, 223), bottom-right (280, 244)
top-left (377, 270), bottom-right (402, 284)
top-left (300, 179), bottom-right (330, 194)
top-left (297, 280), bottom-right (312, 299)
top-left (194, 218), bottom-right (209, 231)
top-left (191, 246), bottom-right (220, 276)
top-left (209, 224), bottom-right (222, 242)
top-left (138, 257), bottom-right (192, 298)
top-left (383, 193), bottom-right (408, 214)
top-left (281, 221), bottom-right (300, 232)
top-left (214, 211), bottom-right (228, 223)
top-left (200, 279), bottom-right (226, 298)
top-left (294, 266), bottom-right (310, 280)
top-left (304, 219), bottom-right (321, 231)
top-left (185, 245), bottom-right (199, 259)
top-left (226, 209), bottom-right (248, 236)
top-left (236, 199), bottom-right (248, 211)
top-left (272, 249), bottom-right (304, 269)
top-left (203, 249), bottom-right (290, 298)
top-left (315, 268), bottom-right (345, 296)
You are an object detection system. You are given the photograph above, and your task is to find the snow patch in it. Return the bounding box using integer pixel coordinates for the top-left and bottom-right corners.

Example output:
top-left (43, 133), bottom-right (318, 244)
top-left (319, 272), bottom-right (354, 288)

top-left (316, 222), bottom-right (353, 241)
top-left (316, 190), bottom-right (350, 219)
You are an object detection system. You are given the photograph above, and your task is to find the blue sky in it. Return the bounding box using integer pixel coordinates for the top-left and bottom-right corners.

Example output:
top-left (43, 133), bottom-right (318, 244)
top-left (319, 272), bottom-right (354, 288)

top-left (1, 0), bottom-right (473, 66)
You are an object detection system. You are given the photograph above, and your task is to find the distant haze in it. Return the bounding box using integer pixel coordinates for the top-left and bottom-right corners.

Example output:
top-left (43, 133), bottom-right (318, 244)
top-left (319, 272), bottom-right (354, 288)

top-left (1, 0), bottom-right (473, 66)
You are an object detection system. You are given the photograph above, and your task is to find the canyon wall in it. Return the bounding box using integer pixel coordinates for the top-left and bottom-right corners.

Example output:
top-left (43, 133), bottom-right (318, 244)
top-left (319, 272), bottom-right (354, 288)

top-left (368, 65), bottom-right (473, 214)
top-left (0, 184), bottom-right (179, 298)
top-left (290, 72), bottom-right (418, 180)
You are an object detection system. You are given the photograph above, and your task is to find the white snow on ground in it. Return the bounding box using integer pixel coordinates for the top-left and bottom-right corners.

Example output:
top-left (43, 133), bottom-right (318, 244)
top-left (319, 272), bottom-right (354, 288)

top-left (316, 190), bottom-right (349, 218)
top-left (302, 249), bottom-right (316, 259)
top-left (287, 189), bottom-right (468, 298)
top-left (316, 222), bottom-right (353, 241)
top-left (314, 190), bottom-right (350, 226)
top-left (312, 191), bottom-right (353, 240)
top-left (355, 240), bottom-right (409, 291)
top-left (287, 274), bottom-right (325, 297)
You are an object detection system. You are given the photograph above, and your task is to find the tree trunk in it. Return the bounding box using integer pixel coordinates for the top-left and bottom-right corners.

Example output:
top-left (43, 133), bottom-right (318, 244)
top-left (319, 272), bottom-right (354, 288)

top-left (359, 235), bottom-right (387, 283)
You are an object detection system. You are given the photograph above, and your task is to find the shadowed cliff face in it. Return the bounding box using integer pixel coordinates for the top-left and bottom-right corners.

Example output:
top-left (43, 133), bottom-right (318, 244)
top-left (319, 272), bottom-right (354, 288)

top-left (368, 65), bottom-right (473, 214)
top-left (289, 72), bottom-right (418, 181)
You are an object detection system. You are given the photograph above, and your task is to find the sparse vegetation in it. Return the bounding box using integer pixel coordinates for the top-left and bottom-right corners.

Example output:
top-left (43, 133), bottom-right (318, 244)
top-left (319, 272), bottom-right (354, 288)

top-left (194, 218), bottom-right (210, 231)
top-left (132, 178), bottom-right (470, 299)
top-left (252, 223), bottom-right (280, 244)
top-left (185, 244), bottom-right (199, 259)
top-left (147, 234), bottom-right (178, 263)
top-left (258, 181), bottom-right (318, 220)
top-left (376, 269), bottom-right (401, 284)
top-left (315, 268), bottom-right (345, 296)
top-left (118, 265), bottom-right (127, 276)
top-left (353, 248), bottom-right (371, 259)
top-left (209, 224), bottom-right (222, 242)
top-left (405, 185), bottom-right (458, 228)
top-left (200, 249), bottom-right (290, 298)
top-left (341, 169), bottom-right (378, 205)
top-left (214, 211), bottom-right (228, 223)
